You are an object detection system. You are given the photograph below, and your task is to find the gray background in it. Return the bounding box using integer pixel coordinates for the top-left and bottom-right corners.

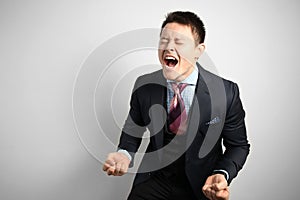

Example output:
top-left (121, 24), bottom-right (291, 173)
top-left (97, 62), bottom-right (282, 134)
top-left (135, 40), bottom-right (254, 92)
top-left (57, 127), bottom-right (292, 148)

top-left (1, 0), bottom-right (300, 199)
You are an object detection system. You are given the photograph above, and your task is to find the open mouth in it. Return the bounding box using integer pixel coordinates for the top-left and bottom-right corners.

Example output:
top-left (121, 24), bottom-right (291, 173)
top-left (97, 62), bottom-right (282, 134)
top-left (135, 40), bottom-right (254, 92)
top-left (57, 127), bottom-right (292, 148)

top-left (164, 55), bottom-right (178, 68)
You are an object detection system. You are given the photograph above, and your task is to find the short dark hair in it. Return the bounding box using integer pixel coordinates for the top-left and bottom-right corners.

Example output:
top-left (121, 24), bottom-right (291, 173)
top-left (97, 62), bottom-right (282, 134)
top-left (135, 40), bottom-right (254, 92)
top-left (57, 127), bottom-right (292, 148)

top-left (161, 11), bottom-right (206, 44)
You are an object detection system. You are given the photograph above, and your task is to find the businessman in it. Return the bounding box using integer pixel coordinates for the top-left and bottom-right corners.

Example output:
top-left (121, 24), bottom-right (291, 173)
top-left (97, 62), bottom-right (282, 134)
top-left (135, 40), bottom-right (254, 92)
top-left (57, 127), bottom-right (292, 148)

top-left (103, 11), bottom-right (250, 200)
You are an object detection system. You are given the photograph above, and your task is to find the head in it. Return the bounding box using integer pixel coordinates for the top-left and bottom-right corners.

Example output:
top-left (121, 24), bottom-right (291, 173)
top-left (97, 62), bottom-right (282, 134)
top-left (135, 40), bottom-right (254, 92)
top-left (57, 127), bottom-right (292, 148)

top-left (158, 11), bottom-right (206, 82)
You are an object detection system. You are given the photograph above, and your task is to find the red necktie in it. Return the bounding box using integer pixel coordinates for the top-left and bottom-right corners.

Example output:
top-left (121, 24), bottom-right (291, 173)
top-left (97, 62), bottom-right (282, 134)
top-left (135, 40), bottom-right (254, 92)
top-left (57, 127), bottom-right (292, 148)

top-left (168, 83), bottom-right (188, 135)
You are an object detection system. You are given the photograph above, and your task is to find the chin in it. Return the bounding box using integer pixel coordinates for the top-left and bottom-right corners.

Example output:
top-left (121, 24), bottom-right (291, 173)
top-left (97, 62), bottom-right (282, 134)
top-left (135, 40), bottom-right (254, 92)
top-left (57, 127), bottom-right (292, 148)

top-left (162, 67), bottom-right (180, 81)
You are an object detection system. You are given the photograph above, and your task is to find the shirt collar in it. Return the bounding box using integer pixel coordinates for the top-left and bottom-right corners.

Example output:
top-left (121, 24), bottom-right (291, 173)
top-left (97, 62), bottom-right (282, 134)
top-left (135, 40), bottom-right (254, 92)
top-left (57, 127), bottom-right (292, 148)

top-left (167, 67), bottom-right (198, 85)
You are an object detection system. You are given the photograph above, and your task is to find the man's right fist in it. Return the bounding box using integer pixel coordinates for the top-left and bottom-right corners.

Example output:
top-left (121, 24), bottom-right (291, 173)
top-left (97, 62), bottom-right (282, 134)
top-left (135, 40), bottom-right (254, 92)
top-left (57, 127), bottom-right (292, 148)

top-left (102, 152), bottom-right (130, 176)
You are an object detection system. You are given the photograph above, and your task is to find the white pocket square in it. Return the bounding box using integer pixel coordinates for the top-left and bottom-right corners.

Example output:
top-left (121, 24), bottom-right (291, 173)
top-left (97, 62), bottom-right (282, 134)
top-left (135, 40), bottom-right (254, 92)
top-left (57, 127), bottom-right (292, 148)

top-left (205, 116), bottom-right (221, 125)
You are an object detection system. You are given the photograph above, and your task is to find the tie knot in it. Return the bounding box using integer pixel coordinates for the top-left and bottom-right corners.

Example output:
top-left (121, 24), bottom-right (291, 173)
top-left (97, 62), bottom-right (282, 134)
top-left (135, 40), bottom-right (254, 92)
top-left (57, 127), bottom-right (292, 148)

top-left (171, 83), bottom-right (187, 94)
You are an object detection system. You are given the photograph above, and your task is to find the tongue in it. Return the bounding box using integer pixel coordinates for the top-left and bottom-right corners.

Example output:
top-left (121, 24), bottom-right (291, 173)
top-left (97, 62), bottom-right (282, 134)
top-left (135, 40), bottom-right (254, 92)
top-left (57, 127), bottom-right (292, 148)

top-left (166, 59), bottom-right (177, 67)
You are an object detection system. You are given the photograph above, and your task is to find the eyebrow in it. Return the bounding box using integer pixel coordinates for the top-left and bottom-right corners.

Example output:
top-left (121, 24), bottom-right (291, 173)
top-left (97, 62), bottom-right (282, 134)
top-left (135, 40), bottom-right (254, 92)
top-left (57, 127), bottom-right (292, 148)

top-left (175, 38), bottom-right (185, 41)
top-left (160, 36), bottom-right (186, 40)
top-left (159, 37), bottom-right (170, 41)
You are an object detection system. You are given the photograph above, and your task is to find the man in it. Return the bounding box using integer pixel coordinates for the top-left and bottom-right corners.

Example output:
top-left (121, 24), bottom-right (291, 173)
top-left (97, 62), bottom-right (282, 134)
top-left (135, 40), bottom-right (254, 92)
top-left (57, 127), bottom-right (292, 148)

top-left (103, 11), bottom-right (250, 200)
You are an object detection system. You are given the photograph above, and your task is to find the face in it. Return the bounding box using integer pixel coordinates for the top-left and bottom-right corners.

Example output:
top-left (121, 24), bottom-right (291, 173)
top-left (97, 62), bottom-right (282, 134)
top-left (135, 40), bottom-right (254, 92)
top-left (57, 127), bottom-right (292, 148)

top-left (158, 22), bottom-right (205, 82)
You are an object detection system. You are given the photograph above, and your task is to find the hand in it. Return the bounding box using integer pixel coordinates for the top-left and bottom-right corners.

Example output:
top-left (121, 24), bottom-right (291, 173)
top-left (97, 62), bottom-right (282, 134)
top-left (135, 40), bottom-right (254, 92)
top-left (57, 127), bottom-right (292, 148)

top-left (202, 174), bottom-right (229, 200)
top-left (102, 152), bottom-right (130, 176)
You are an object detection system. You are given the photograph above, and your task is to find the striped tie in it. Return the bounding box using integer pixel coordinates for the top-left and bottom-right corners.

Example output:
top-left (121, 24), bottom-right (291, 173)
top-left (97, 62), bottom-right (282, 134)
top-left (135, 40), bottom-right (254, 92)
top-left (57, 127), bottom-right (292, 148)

top-left (168, 83), bottom-right (188, 135)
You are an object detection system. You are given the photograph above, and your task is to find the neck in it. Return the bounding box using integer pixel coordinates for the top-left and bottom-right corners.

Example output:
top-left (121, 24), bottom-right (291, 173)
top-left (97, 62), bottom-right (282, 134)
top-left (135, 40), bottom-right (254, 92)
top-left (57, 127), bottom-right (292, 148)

top-left (174, 65), bottom-right (195, 82)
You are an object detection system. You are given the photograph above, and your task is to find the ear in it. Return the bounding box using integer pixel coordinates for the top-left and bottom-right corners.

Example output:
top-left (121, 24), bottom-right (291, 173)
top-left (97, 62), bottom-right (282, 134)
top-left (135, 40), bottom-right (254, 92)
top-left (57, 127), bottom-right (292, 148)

top-left (195, 43), bottom-right (206, 59)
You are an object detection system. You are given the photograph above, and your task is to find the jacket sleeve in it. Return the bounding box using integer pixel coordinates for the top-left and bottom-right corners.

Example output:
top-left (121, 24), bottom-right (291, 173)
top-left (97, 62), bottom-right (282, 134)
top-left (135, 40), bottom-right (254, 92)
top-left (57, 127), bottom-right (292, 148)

top-left (117, 77), bottom-right (147, 167)
top-left (213, 82), bottom-right (250, 184)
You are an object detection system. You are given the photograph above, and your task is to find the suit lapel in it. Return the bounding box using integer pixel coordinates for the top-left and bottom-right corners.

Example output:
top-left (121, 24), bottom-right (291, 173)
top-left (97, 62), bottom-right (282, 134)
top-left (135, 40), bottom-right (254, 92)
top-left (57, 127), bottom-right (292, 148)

top-left (186, 64), bottom-right (211, 147)
top-left (148, 71), bottom-right (167, 152)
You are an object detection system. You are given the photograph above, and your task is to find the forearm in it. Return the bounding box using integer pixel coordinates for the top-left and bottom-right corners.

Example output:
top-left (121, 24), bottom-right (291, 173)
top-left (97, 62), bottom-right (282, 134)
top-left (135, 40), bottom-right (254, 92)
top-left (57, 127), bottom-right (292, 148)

top-left (214, 82), bottom-right (250, 184)
top-left (213, 142), bottom-right (250, 184)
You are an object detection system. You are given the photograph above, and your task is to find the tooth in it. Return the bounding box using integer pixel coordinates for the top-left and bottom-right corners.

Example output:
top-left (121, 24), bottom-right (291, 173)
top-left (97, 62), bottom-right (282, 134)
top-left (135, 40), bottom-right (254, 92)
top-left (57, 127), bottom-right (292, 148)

top-left (166, 56), bottom-right (175, 60)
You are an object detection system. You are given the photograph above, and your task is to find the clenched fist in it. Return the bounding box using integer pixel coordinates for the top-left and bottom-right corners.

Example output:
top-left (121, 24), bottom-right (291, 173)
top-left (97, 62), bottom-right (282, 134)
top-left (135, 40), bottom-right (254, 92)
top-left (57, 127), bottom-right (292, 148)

top-left (102, 152), bottom-right (130, 176)
top-left (202, 174), bottom-right (229, 200)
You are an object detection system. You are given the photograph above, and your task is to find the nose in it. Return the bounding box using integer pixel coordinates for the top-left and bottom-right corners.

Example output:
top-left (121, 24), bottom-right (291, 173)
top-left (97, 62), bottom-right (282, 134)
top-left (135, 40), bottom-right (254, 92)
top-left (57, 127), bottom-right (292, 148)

top-left (165, 41), bottom-right (175, 52)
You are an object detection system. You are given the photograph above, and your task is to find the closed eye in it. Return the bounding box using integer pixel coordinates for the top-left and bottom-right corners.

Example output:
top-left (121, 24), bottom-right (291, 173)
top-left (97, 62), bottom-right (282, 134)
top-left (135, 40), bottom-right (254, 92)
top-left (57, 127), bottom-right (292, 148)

top-left (175, 39), bottom-right (184, 44)
top-left (160, 37), bottom-right (169, 43)
top-left (175, 41), bottom-right (184, 45)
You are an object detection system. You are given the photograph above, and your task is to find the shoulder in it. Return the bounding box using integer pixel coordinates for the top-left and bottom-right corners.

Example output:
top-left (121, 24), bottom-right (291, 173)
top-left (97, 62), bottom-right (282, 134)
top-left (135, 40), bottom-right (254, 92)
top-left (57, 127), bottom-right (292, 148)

top-left (198, 64), bottom-right (241, 111)
top-left (198, 63), bottom-right (238, 95)
top-left (136, 69), bottom-right (164, 82)
top-left (133, 69), bottom-right (165, 91)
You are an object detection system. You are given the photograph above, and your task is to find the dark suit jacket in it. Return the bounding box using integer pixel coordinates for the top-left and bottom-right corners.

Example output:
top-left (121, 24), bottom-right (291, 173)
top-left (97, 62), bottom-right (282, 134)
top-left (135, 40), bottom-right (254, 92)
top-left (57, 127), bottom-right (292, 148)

top-left (118, 63), bottom-right (250, 200)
